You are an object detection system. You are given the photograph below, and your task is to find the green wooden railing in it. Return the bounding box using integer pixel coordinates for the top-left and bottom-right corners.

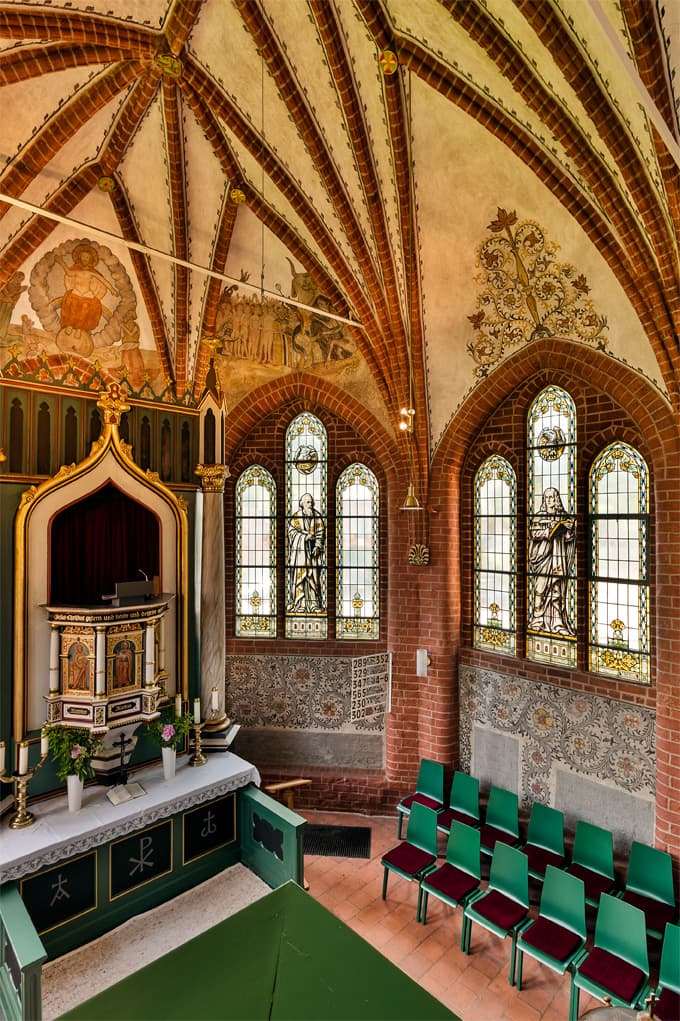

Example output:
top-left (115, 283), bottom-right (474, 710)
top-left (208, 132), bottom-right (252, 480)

top-left (0, 883), bottom-right (47, 1021)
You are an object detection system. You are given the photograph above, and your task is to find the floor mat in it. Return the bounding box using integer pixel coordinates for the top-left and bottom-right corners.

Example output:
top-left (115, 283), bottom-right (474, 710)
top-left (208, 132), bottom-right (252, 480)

top-left (303, 824), bottom-right (371, 859)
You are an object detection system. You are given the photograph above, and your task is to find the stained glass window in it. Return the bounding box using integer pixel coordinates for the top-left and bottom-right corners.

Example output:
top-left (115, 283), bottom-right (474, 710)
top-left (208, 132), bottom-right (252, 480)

top-left (474, 456), bottom-right (516, 654)
top-left (526, 386), bottom-right (577, 667)
top-left (285, 413), bottom-right (327, 639)
top-left (337, 463), bottom-right (379, 640)
top-left (235, 465), bottom-right (276, 638)
top-left (589, 443), bottom-right (649, 683)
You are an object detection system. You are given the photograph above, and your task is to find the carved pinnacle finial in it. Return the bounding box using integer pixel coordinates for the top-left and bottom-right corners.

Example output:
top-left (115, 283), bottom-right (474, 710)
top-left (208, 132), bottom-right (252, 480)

top-left (97, 383), bottom-right (130, 425)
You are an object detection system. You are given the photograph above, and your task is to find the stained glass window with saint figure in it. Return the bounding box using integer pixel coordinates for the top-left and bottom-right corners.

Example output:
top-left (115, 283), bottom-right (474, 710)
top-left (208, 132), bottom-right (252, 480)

top-left (527, 385), bottom-right (577, 667)
top-left (285, 413), bottom-right (327, 639)
top-left (336, 463), bottom-right (379, 640)
top-left (235, 465), bottom-right (276, 638)
top-left (589, 443), bottom-right (649, 683)
top-left (474, 455), bottom-right (516, 655)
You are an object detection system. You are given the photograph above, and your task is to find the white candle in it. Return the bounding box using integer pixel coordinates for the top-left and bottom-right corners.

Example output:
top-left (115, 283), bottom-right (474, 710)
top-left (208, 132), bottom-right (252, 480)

top-left (41, 729), bottom-right (49, 757)
top-left (211, 687), bottom-right (219, 711)
top-left (0, 741), bottom-right (5, 774)
top-left (18, 742), bottom-right (29, 775)
top-left (175, 694), bottom-right (182, 717)
top-left (193, 698), bottom-right (201, 724)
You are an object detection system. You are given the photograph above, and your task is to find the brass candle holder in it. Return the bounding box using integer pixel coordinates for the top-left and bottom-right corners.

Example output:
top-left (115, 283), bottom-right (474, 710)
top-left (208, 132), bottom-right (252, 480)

top-left (188, 721), bottom-right (207, 767)
top-left (0, 735), bottom-right (49, 829)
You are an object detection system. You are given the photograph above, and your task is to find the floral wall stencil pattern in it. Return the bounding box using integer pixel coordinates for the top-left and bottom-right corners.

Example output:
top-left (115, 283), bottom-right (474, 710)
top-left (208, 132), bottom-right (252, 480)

top-left (459, 665), bottom-right (654, 807)
top-left (467, 208), bottom-right (609, 377)
top-left (227, 653), bottom-right (388, 733)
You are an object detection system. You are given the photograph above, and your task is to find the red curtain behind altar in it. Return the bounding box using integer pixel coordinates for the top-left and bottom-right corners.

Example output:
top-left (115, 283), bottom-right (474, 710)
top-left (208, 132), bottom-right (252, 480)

top-left (50, 483), bottom-right (160, 605)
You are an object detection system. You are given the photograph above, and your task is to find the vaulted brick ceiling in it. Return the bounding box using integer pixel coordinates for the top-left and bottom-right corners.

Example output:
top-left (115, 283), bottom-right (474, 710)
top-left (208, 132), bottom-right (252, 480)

top-left (0, 0), bottom-right (678, 468)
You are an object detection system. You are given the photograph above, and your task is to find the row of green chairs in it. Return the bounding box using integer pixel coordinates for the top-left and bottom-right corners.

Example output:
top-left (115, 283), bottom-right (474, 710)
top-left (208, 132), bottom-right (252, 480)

top-left (396, 761), bottom-right (677, 939)
top-left (382, 808), bottom-right (680, 1019)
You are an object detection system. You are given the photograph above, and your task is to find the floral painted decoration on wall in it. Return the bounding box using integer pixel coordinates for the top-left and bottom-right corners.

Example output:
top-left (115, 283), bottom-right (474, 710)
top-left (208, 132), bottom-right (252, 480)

top-left (467, 208), bottom-right (608, 377)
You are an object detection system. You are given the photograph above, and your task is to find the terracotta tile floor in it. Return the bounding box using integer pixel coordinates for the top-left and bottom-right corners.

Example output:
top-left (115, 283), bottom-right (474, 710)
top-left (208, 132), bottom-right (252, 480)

top-left (303, 810), bottom-right (661, 1021)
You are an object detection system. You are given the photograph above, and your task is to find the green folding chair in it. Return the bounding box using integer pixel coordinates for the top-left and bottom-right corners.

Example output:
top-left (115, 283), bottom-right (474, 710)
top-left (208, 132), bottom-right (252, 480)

top-left (650, 922), bottom-right (680, 1021)
top-left (436, 771), bottom-right (480, 835)
top-left (618, 840), bottom-right (677, 939)
top-left (396, 758), bottom-right (445, 839)
top-left (419, 821), bottom-right (481, 925)
top-left (514, 866), bottom-right (586, 1019)
top-left (564, 819), bottom-right (616, 906)
top-left (520, 802), bottom-right (565, 880)
top-left (381, 801), bottom-right (439, 920)
top-left (479, 785), bottom-right (520, 857)
top-left (571, 893), bottom-right (651, 1021)
top-left (462, 842), bottom-right (529, 983)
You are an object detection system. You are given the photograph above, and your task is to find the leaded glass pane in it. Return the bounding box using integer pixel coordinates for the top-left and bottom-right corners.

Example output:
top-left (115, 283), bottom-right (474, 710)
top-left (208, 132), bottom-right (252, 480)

top-left (526, 386), bottom-right (577, 667)
top-left (337, 463), bottom-right (379, 640)
top-left (285, 413), bottom-right (327, 639)
top-left (474, 456), bottom-right (516, 655)
top-left (235, 465), bottom-right (276, 637)
top-left (588, 442), bottom-right (649, 683)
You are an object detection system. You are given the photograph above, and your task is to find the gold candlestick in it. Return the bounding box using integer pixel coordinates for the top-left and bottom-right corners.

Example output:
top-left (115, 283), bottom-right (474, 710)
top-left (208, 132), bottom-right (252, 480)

top-left (188, 721), bottom-right (207, 767)
top-left (1, 739), bottom-right (49, 829)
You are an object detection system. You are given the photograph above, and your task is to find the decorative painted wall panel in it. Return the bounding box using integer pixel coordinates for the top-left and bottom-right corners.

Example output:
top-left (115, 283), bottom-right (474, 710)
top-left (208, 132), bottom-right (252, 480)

top-left (226, 653), bottom-right (388, 734)
top-left (459, 664), bottom-right (654, 808)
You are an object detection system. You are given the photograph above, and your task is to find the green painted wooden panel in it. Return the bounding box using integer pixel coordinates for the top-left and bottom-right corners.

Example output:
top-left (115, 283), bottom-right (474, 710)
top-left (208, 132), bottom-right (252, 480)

top-left (60, 882), bottom-right (458, 1021)
top-left (239, 784), bottom-right (305, 888)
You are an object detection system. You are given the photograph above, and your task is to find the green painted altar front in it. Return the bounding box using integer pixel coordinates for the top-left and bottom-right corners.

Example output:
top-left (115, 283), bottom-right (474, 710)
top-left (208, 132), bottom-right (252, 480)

top-left (61, 881), bottom-right (458, 1021)
top-left (1, 754), bottom-right (304, 963)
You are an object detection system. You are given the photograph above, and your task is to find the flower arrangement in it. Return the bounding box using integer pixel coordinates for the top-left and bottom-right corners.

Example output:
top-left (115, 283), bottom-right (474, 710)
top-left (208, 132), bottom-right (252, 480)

top-left (146, 709), bottom-right (192, 750)
top-left (47, 726), bottom-right (103, 782)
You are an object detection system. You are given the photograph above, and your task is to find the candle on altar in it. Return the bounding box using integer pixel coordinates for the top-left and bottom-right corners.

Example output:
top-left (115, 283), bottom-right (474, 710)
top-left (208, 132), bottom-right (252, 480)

top-left (41, 728), bottom-right (49, 757)
top-left (193, 698), bottom-right (201, 724)
top-left (211, 687), bottom-right (219, 711)
top-left (175, 694), bottom-right (182, 717)
top-left (0, 741), bottom-right (5, 774)
top-left (18, 742), bottom-right (29, 775)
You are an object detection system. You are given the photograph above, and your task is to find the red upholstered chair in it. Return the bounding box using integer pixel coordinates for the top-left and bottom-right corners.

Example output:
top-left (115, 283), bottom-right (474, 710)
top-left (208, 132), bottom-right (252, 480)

top-left (479, 785), bottom-right (520, 857)
top-left (571, 893), bottom-right (650, 1021)
top-left (520, 802), bottom-right (565, 880)
top-left (462, 842), bottom-right (530, 985)
top-left (514, 866), bottom-right (587, 1019)
top-left (419, 821), bottom-right (481, 929)
top-left (381, 802), bottom-right (439, 920)
top-left (436, 770), bottom-right (480, 835)
top-left (396, 758), bottom-right (445, 839)
top-left (564, 819), bottom-right (616, 906)
top-left (651, 922), bottom-right (680, 1021)
top-left (618, 840), bottom-right (677, 940)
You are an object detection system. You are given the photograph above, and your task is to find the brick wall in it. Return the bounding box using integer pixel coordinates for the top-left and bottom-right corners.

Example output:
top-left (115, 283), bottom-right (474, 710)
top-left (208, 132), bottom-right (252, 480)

top-left (224, 346), bottom-right (680, 877)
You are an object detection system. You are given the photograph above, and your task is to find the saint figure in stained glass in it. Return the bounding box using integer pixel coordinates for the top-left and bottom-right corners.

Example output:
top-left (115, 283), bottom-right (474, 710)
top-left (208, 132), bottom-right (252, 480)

top-left (287, 493), bottom-right (325, 612)
top-left (528, 486), bottom-right (576, 636)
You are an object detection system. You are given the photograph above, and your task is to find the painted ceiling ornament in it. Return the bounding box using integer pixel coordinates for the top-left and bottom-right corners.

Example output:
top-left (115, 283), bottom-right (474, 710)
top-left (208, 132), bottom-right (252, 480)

top-left (154, 53), bottom-right (182, 78)
top-left (379, 50), bottom-right (398, 76)
top-left (467, 207), bottom-right (608, 377)
top-left (28, 238), bottom-right (137, 357)
top-left (230, 187), bottom-right (246, 205)
top-left (97, 176), bottom-right (115, 192)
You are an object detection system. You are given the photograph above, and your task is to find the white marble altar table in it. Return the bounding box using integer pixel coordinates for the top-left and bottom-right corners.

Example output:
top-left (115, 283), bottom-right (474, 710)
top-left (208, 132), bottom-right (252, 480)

top-left (0, 752), bottom-right (260, 883)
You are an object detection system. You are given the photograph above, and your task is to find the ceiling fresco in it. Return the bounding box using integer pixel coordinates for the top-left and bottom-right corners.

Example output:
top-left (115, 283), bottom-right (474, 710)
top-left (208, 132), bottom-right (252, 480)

top-left (0, 0), bottom-right (678, 477)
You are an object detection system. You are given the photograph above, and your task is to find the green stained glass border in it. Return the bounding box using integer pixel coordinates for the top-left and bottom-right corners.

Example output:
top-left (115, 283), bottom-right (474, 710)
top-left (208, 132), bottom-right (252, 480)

top-left (588, 442), bottom-right (650, 684)
top-left (474, 455), bottom-right (516, 655)
top-left (235, 465), bottom-right (276, 638)
top-left (285, 413), bottom-right (328, 639)
top-left (336, 463), bottom-right (379, 641)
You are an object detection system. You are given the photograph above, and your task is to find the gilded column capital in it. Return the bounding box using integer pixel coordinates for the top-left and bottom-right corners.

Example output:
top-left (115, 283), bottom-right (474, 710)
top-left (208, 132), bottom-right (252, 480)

top-left (195, 464), bottom-right (229, 493)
